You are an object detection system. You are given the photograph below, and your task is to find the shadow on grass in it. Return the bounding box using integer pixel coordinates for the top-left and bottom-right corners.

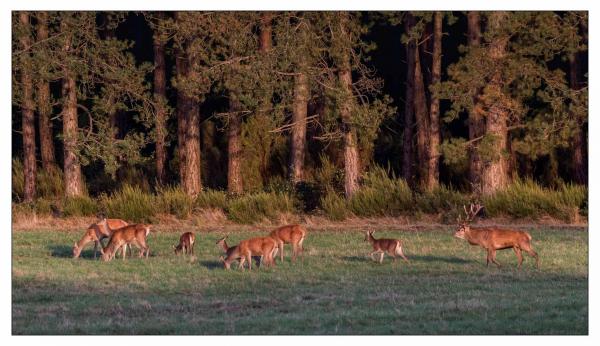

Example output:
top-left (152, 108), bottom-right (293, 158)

top-left (199, 260), bottom-right (224, 270)
top-left (341, 255), bottom-right (472, 264)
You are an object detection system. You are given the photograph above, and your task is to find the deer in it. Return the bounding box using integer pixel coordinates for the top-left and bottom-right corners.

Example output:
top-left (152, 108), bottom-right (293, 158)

top-left (216, 235), bottom-right (244, 269)
top-left (72, 218), bottom-right (129, 259)
top-left (453, 203), bottom-right (539, 269)
top-left (101, 223), bottom-right (151, 262)
top-left (173, 232), bottom-right (195, 255)
top-left (364, 230), bottom-right (409, 264)
top-left (220, 236), bottom-right (277, 270)
top-left (269, 224), bottom-right (306, 263)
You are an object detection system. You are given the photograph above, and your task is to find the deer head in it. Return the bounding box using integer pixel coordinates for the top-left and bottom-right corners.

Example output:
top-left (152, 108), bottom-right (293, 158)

top-left (454, 203), bottom-right (483, 239)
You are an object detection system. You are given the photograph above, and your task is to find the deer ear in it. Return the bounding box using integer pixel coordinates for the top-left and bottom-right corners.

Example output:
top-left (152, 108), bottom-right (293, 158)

top-left (219, 256), bottom-right (224, 262)
top-left (73, 242), bottom-right (77, 248)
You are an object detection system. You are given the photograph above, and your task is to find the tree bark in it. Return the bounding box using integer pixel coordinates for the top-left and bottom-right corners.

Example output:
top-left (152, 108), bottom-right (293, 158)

top-left (338, 13), bottom-right (360, 198)
top-left (61, 20), bottom-right (83, 197)
top-left (481, 12), bottom-right (510, 195)
top-left (259, 12), bottom-right (272, 53)
top-left (227, 95), bottom-right (243, 195)
top-left (153, 21), bottom-right (167, 185)
top-left (413, 39), bottom-right (430, 189)
top-left (426, 11), bottom-right (442, 191)
top-left (467, 11), bottom-right (485, 193)
top-left (175, 46), bottom-right (188, 185)
top-left (36, 12), bottom-right (56, 171)
top-left (19, 12), bottom-right (36, 202)
top-left (570, 53), bottom-right (587, 185)
top-left (183, 93), bottom-right (201, 196)
top-left (402, 13), bottom-right (416, 185)
top-left (290, 67), bottom-right (309, 184)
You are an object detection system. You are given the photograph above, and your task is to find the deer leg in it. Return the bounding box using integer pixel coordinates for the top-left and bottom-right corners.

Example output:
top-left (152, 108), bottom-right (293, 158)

top-left (490, 249), bottom-right (501, 267)
top-left (93, 241), bottom-right (98, 259)
top-left (486, 250), bottom-right (491, 267)
top-left (397, 245), bottom-right (409, 262)
top-left (513, 247), bottom-right (523, 269)
top-left (279, 243), bottom-right (285, 262)
top-left (369, 251), bottom-right (378, 261)
top-left (379, 252), bottom-right (385, 264)
top-left (292, 243), bottom-right (299, 262)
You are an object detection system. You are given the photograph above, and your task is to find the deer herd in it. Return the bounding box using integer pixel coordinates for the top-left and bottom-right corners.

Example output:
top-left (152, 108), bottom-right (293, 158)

top-left (71, 204), bottom-right (539, 270)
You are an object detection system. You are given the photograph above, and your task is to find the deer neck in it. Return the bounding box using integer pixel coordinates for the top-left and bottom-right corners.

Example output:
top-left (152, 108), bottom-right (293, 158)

top-left (367, 233), bottom-right (376, 245)
top-left (220, 240), bottom-right (230, 253)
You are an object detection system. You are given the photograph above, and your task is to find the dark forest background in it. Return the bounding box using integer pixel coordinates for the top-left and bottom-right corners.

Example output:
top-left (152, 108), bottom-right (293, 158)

top-left (11, 12), bottom-right (588, 223)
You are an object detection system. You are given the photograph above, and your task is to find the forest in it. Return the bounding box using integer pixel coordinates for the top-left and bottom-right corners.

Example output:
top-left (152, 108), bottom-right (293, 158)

top-left (11, 11), bottom-right (588, 223)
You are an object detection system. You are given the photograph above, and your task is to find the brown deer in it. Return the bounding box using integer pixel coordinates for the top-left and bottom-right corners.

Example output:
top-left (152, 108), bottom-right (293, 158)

top-left (101, 224), bottom-right (151, 262)
top-left (173, 232), bottom-right (195, 255)
top-left (72, 218), bottom-right (129, 259)
top-left (454, 203), bottom-right (539, 269)
top-left (269, 224), bottom-right (306, 262)
top-left (216, 235), bottom-right (243, 269)
top-left (364, 230), bottom-right (409, 263)
top-left (221, 236), bottom-right (277, 270)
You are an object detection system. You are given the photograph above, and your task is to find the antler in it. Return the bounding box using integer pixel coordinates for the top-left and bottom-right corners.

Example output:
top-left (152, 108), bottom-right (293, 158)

top-left (462, 203), bottom-right (484, 223)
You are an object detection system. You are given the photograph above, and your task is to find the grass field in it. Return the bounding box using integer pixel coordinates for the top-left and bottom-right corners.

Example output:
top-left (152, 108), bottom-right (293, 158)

top-left (12, 226), bottom-right (588, 335)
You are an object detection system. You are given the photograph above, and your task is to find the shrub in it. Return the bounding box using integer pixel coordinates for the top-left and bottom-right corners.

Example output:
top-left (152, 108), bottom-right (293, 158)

top-left (320, 192), bottom-right (350, 221)
top-left (416, 185), bottom-right (470, 215)
top-left (63, 195), bottom-right (98, 217)
top-left (157, 186), bottom-right (193, 219)
top-left (483, 180), bottom-right (587, 221)
top-left (100, 184), bottom-right (155, 223)
top-left (12, 158), bottom-right (24, 201)
top-left (194, 190), bottom-right (228, 210)
top-left (226, 192), bottom-right (295, 224)
top-left (37, 166), bottom-right (64, 199)
top-left (348, 167), bottom-right (413, 217)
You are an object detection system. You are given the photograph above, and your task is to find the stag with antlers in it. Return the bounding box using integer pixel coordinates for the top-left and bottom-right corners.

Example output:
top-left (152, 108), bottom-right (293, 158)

top-left (454, 203), bottom-right (539, 269)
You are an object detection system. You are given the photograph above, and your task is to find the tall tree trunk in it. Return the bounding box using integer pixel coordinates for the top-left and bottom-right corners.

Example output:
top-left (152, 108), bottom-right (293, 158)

top-left (467, 11), bottom-right (485, 193)
top-left (183, 94), bottom-right (201, 196)
top-left (259, 12), bottom-right (272, 53)
top-left (338, 13), bottom-right (360, 198)
top-left (570, 41), bottom-right (587, 184)
top-left (61, 21), bottom-right (83, 197)
top-left (227, 95), bottom-right (243, 195)
top-left (290, 68), bottom-right (309, 184)
top-left (19, 12), bottom-right (36, 202)
top-left (426, 11), bottom-right (442, 191)
top-left (175, 46), bottom-right (188, 185)
top-left (402, 13), bottom-right (416, 185)
top-left (481, 12), bottom-right (510, 195)
top-left (153, 22), bottom-right (167, 185)
top-left (36, 12), bottom-right (56, 171)
top-left (413, 40), bottom-right (430, 189)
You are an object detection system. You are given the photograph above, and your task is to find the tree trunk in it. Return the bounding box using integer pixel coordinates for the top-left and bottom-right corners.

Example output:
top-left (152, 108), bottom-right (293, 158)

top-left (402, 13), bottom-right (416, 185)
top-left (467, 11), bottom-right (485, 193)
top-left (183, 95), bottom-right (201, 196)
top-left (19, 12), bottom-right (36, 202)
top-left (338, 13), bottom-right (360, 198)
top-left (61, 21), bottom-right (83, 197)
top-left (290, 64), bottom-right (309, 184)
top-left (413, 40), bottom-right (430, 189)
top-left (481, 12), bottom-right (509, 195)
top-left (36, 12), bottom-right (56, 171)
top-left (175, 47), bottom-right (188, 185)
top-left (569, 53), bottom-right (587, 184)
top-left (426, 11), bottom-right (442, 191)
top-left (153, 24), bottom-right (167, 185)
top-left (227, 95), bottom-right (243, 195)
top-left (259, 12), bottom-right (272, 53)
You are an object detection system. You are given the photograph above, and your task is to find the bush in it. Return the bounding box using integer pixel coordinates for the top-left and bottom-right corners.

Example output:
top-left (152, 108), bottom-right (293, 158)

top-left (226, 192), bottom-right (295, 224)
top-left (348, 167), bottom-right (413, 217)
top-left (157, 186), bottom-right (193, 219)
top-left (320, 192), bottom-right (350, 221)
top-left (63, 195), bottom-right (98, 217)
top-left (483, 180), bottom-right (587, 221)
top-left (12, 158), bottom-right (24, 201)
top-left (37, 166), bottom-right (64, 199)
top-left (194, 190), bottom-right (228, 210)
top-left (416, 185), bottom-right (470, 214)
top-left (100, 185), bottom-right (156, 223)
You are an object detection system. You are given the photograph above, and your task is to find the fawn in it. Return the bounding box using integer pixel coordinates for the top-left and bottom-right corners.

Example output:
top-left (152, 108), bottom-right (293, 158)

top-left (216, 235), bottom-right (244, 269)
top-left (173, 232), bottom-right (195, 255)
top-left (220, 236), bottom-right (277, 270)
top-left (72, 218), bottom-right (129, 259)
top-left (101, 223), bottom-right (151, 261)
top-left (269, 224), bottom-right (306, 262)
top-left (454, 203), bottom-right (539, 269)
top-left (364, 230), bottom-right (409, 263)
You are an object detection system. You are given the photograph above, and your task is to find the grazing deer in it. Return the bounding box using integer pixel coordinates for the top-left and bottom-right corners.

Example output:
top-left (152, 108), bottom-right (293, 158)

top-left (101, 223), bottom-right (151, 262)
top-left (364, 230), bottom-right (409, 263)
top-left (173, 232), bottom-right (195, 255)
top-left (269, 224), bottom-right (306, 262)
top-left (454, 203), bottom-right (539, 269)
top-left (220, 236), bottom-right (277, 270)
top-left (216, 235), bottom-right (244, 269)
top-left (72, 218), bottom-right (129, 259)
